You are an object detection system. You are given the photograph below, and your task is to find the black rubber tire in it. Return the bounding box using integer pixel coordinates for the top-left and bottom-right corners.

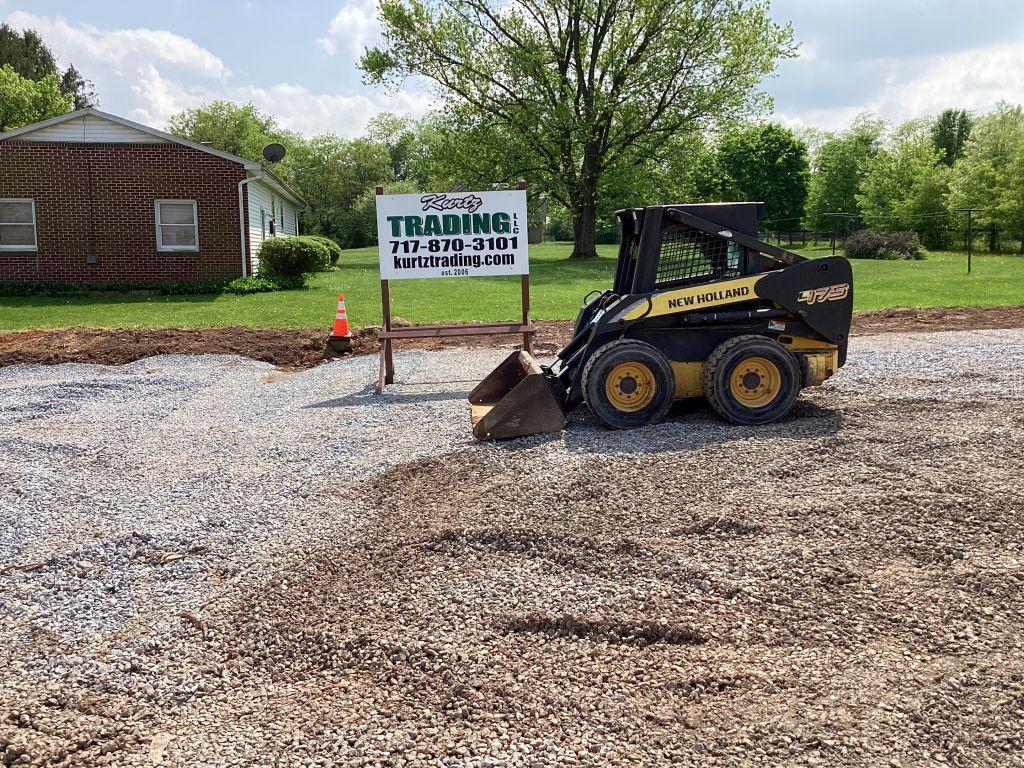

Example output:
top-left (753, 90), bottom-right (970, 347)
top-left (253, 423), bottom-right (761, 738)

top-left (702, 335), bottom-right (801, 425)
top-left (582, 339), bottom-right (675, 430)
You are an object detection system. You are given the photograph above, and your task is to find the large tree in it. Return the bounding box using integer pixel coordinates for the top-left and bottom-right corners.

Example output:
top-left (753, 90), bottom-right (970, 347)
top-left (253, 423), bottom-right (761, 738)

top-left (59, 64), bottom-right (98, 110)
top-left (168, 101), bottom-right (293, 162)
top-left (361, 0), bottom-right (795, 258)
top-left (286, 135), bottom-right (395, 245)
top-left (713, 122), bottom-right (808, 228)
top-left (802, 115), bottom-right (884, 231)
top-left (0, 64), bottom-right (73, 132)
top-left (947, 102), bottom-right (1024, 239)
top-left (0, 24), bottom-right (97, 110)
top-left (931, 108), bottom-right (972, 167)
top-left (366, 112), bottom-right (421, 183)
top-left (0, 24), bottom-right (56, 81)
top-left (858, 120), bottom-right (949, 248)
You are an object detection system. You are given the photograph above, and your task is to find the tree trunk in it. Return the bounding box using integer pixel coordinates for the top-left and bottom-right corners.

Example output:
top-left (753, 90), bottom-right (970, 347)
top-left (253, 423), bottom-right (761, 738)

top-left (570, 199), bottom-right (598, 259)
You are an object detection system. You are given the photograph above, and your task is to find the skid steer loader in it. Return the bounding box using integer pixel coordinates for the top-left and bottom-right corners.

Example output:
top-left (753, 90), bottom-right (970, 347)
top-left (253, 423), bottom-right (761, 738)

top-left (469, 202), bottom-right (853, 440)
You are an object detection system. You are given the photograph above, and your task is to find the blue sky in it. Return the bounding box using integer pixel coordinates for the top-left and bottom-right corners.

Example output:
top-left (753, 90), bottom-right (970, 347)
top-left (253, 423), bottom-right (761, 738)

top-left (4, 0), bottom-right (1023, 137)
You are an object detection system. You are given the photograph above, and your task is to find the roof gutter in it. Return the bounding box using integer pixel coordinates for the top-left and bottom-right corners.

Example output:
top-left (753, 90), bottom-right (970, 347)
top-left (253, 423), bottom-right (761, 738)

top-left (237, 174), bottom-right (265, 278)
top-left (259, 166), bottom-right (305, 207)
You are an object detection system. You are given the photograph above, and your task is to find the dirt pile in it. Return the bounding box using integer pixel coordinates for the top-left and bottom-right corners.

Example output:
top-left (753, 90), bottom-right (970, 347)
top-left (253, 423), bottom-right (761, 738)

top-left (2, 304), bottom-right (1022, 369)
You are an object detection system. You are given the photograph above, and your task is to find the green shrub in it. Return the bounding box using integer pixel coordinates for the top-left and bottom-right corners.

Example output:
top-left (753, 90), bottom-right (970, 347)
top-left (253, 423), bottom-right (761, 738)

top-left (844, 230), bottom-right (926, 260)
top-left (159, 279), bottom-right (237, 295)
top-left (303, 235), bottom-right (344, 267)
top-left (0, 280), bottom-right (228, 297)
top-left (0, 280), bottom-right (79, 296)
top-left (256, 236), bottom-right (330, 278)
top-left (544, 210), bottom-right (574, 241)
top-left (0, 275), bottom-right (303, 298)
top-left (224, 276), bottom-right (286, 294)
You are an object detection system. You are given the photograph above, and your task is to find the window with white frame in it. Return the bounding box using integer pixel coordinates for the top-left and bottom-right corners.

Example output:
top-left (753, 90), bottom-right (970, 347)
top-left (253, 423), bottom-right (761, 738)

top-left (155, 200), bottom-right (199, 252)
top-left (0, 199), bottom-right (37, 251)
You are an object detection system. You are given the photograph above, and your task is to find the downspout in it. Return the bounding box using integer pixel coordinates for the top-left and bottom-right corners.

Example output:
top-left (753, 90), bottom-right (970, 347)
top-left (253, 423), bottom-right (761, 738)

top-left (237, 173), bottom-right (266, 278)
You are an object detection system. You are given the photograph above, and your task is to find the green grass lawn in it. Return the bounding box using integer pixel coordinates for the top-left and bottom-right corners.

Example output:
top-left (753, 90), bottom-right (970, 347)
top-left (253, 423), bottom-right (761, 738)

top-left (1, 243), bottom-right (1020, 331)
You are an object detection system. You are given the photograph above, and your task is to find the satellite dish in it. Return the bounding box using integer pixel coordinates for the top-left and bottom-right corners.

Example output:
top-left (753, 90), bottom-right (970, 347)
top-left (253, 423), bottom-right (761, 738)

top-left (262, 143), bottom-right (286, 163)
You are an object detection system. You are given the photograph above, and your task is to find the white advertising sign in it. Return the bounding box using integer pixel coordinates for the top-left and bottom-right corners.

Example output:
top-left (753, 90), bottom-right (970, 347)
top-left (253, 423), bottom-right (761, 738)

top-left (376, 190), bottom-right (529, 280)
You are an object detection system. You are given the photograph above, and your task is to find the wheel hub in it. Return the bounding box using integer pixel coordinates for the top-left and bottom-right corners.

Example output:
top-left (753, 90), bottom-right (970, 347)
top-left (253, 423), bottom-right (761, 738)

top-left (605, 362), bottom-right (657, 412)
top-left (729, 356), bottom-right (781, 408)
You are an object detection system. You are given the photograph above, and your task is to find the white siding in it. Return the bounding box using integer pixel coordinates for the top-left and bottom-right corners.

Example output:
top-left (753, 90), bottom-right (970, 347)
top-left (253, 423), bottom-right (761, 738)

top-left (14, 114), bottom-right (168, 143)
top-left (280, 198), bottom-right (299, 236)
top-left (246, 180), bottom-right (300, 273)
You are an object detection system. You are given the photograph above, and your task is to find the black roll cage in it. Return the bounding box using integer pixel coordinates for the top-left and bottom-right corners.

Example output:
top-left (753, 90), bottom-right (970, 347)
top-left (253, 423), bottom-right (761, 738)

top-left (613, 203), bottom-right (805, 295)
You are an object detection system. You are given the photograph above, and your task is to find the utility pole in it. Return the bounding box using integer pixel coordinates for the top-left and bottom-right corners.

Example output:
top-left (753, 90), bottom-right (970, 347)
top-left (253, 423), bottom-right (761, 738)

top-left (955, 209), bottom-right (985, 274)
top-left (823, 213), bottom-right (850, 256)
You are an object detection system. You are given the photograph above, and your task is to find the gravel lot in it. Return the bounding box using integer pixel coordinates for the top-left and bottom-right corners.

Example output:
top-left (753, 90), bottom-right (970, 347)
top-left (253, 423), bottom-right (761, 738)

top-left (2, 329), bottom-right (1023, 767)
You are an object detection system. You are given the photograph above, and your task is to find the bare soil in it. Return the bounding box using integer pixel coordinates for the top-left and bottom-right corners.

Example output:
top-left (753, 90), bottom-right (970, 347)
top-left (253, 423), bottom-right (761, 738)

top-left (1, 305), bottom-right (1022, 370)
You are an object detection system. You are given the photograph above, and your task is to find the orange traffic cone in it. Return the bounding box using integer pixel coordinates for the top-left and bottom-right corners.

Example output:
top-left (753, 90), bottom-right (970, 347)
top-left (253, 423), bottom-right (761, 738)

top-left (328, 293), bottom-right (352, 353)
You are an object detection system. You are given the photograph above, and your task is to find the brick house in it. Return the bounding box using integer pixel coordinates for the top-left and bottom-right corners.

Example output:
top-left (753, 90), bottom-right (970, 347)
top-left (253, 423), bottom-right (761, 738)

top-left (0, 108), bottom-right (304, 284)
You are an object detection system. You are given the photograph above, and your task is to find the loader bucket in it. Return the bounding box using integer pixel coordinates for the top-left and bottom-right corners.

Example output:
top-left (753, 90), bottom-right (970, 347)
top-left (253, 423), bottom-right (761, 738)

top-left (469, 351), bottom-right (567, 440)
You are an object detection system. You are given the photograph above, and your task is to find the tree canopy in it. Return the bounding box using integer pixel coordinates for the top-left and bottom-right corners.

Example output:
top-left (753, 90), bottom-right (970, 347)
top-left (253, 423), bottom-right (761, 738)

top-left (362, 0), bottom-right (795, 257)
top-left (285, 134), bottom-right (395, 244)
top-left (0, 23), bottom-right (96, 116)
top-left (857, 121), bottom-right (949, 247)
top-left (947, 102), bottom-right (1024, 235)
top-left (167, 101), bottom-right (294, 162)
top-left (802, 116), bottom-right (884, 231)
top-left (162, 92), bottom-right (1024, 253)
top-left (931, 108), bottom-right (973, 167)
top-left (0, 24), bottom-right (56, 81)
top-left (0, 64), bottom-right (73, 132)
top-left (712, 123), bottom-right (809, 228)
top-left (59, 64), bottom-right (98, 111)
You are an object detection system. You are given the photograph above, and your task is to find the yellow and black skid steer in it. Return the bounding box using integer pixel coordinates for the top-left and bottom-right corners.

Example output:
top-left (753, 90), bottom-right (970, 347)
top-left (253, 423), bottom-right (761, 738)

top-left (469, 202), bottom-right (853, 439)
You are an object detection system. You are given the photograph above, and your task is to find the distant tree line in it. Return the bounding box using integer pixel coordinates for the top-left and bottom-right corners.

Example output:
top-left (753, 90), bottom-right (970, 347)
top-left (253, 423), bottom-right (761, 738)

top-left (799, 105), bottom-right (1024, 251)
top-left (161, 100), bottom-right (1024, 255)
top-left (4, 18), bottom-right (1021, 255)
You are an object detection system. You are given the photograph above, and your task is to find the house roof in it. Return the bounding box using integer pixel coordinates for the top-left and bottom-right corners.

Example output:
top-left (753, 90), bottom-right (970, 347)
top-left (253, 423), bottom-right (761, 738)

top-left (256, 169), bottom-right (306, 208)
top-left (0, 108), bottom-right (305, 206)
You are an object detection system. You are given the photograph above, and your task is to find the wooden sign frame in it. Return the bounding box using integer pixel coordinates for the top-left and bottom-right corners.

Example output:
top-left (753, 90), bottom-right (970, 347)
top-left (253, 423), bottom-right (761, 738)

top-left (375, 181), bottom-right (535, 394)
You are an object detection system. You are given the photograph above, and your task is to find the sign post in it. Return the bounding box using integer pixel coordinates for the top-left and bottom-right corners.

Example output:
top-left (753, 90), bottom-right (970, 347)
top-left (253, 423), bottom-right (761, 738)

top-left (374, 181), bottom-right (534, 394)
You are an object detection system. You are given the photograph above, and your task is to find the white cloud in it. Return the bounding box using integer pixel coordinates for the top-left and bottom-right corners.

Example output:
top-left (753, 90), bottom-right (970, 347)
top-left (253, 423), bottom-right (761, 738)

top-left (876, 43), bottom-right (1024, 118)
top-left (318, 0), bottom-right (381, 58)
top-left (772, 42), bottom-right (1024, 131)
top-left (4, 12), bottom-right (429, 139)
top-left (7, 11), bottom-right (228, 80)
top-left (772, 107), bottom-right (867, 133)
top-left (127, 66), bottom-right (218, 127)
top-left (236, 82), bottom-right (434, 136)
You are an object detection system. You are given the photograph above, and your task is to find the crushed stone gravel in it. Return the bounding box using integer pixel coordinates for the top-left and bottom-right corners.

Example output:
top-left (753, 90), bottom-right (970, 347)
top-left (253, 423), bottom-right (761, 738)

top-left (1, 329), bottom-right (1023, 767)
